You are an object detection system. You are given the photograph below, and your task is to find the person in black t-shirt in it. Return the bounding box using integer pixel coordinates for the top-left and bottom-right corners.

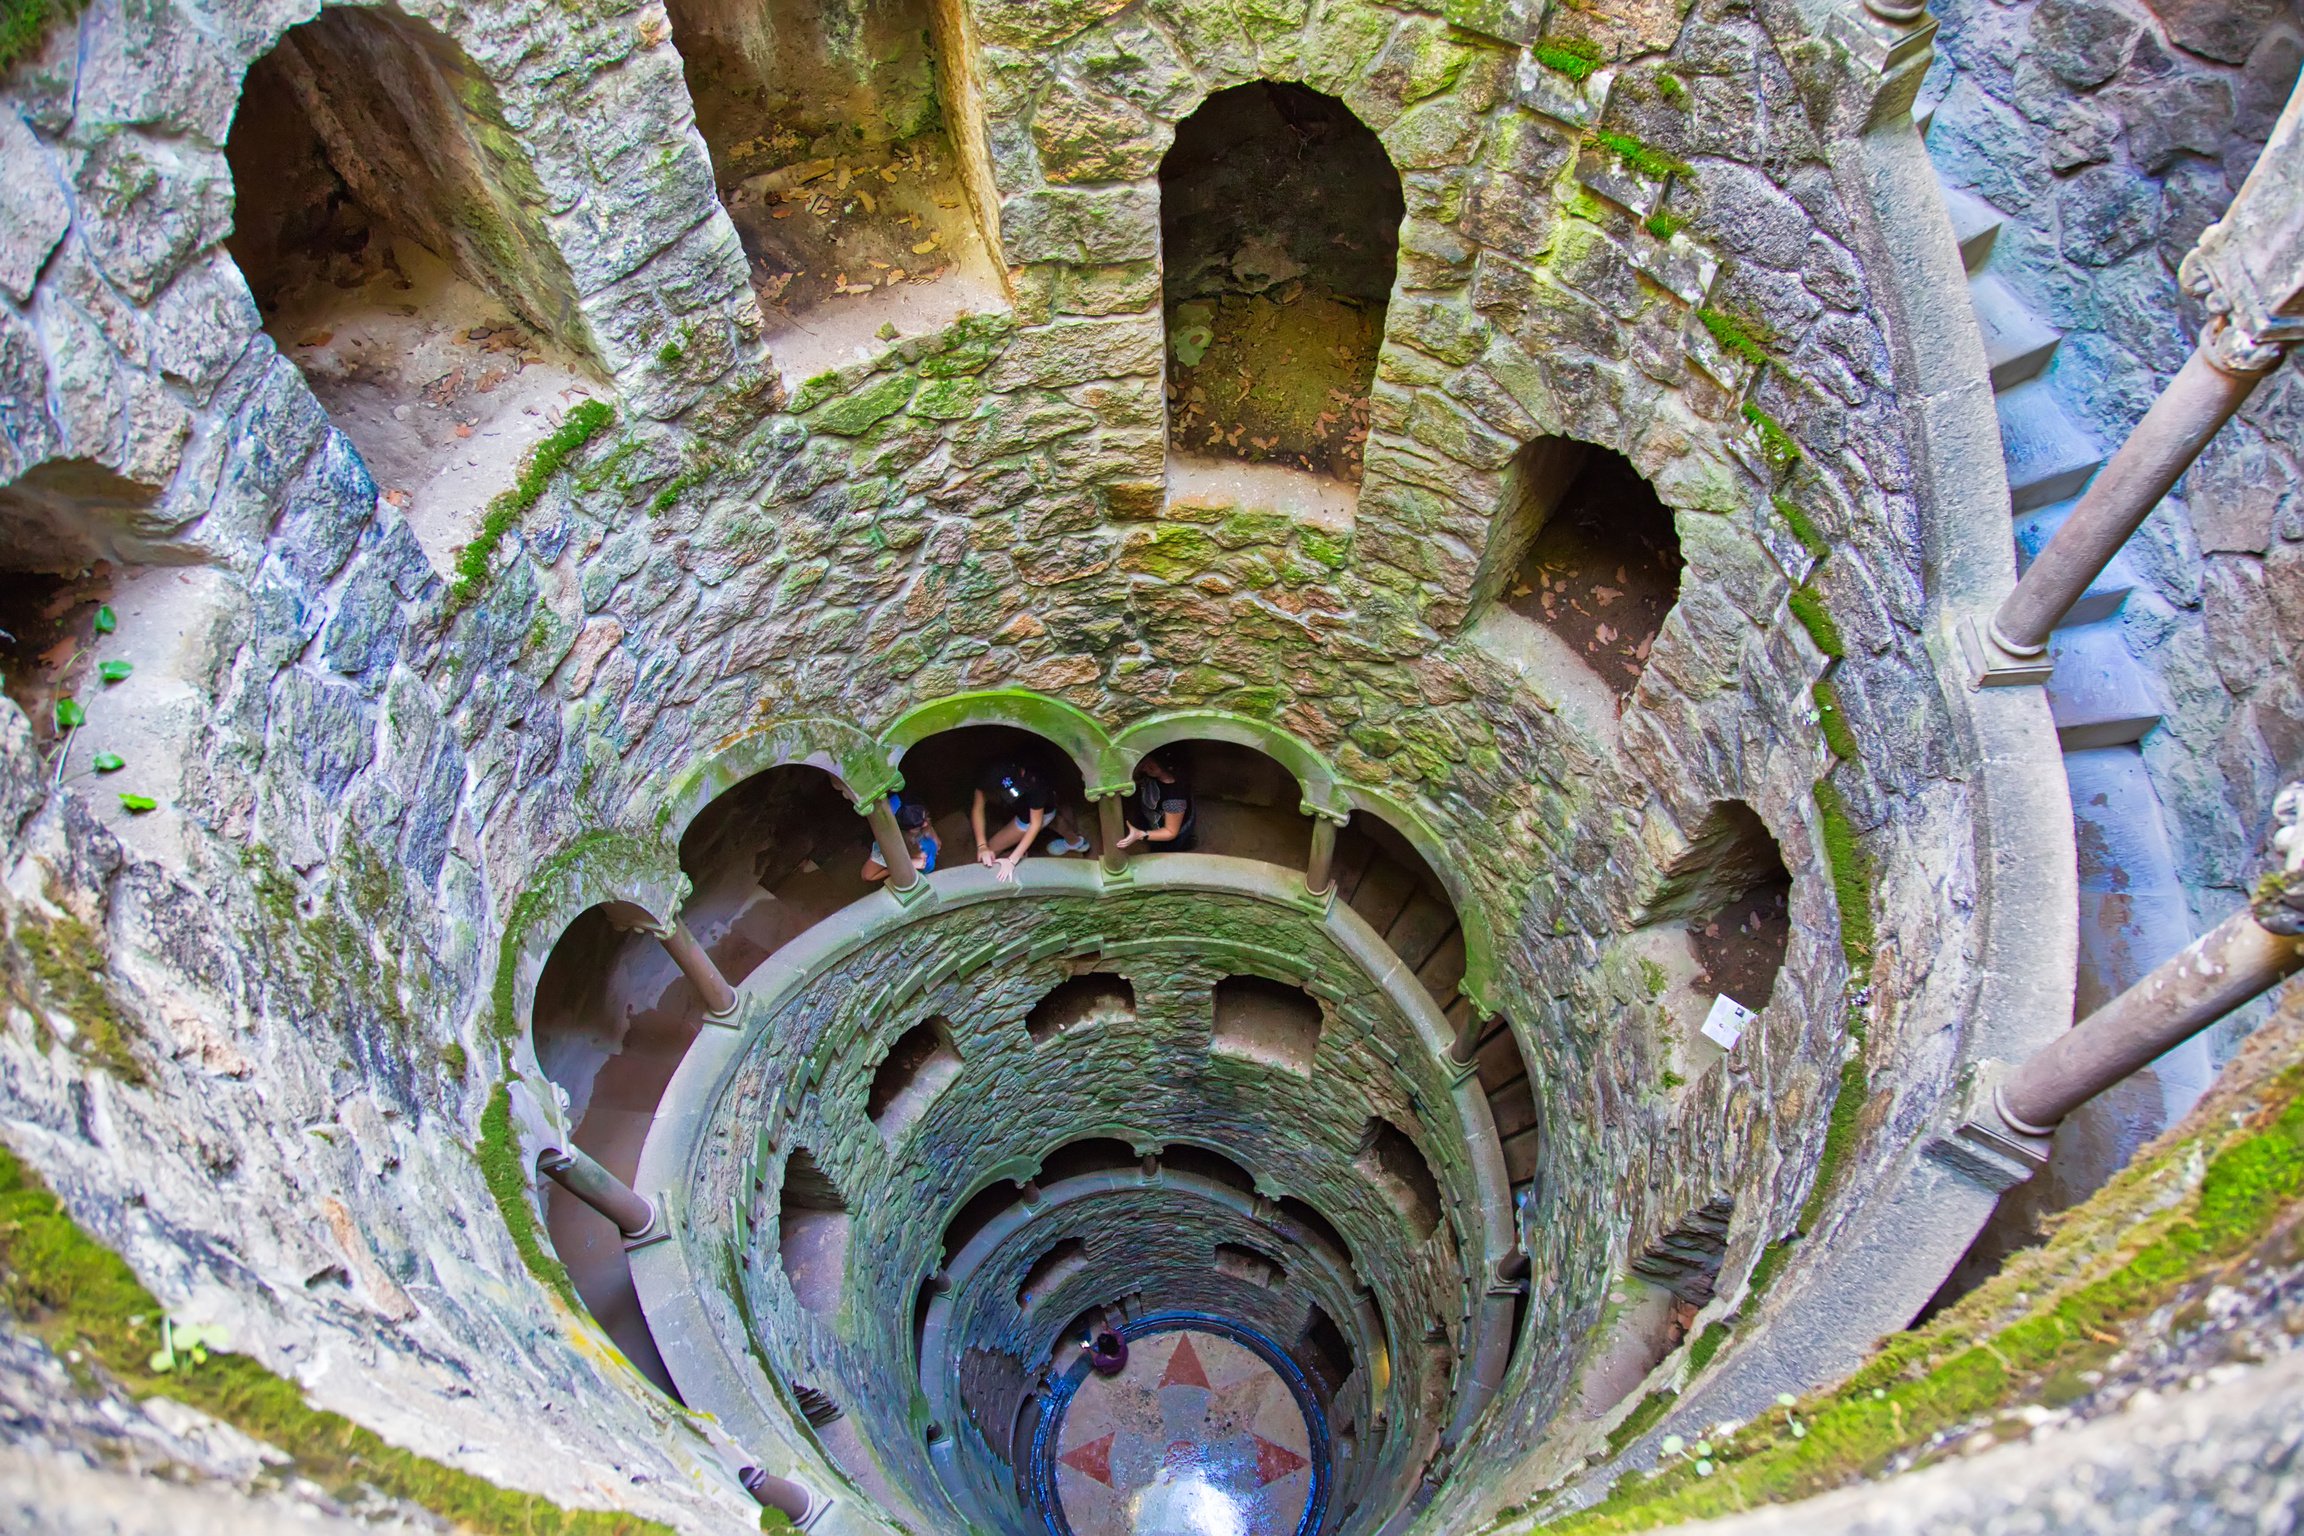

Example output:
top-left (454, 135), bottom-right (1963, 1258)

top-left (972, 760), bottom-right (1056, 883)
top-left (1117, 749), bottom-right (1196, 852)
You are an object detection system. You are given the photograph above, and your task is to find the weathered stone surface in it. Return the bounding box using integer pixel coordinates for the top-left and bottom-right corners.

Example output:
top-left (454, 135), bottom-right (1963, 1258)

top-left (2142, 0), bottom-right (2287, 63)
top-left (1001, 186), bottom-right (1161, 263)
top-left (1031, 81), bottom-right (1164, 182)
top-left (0, 112), bottom-right (69, 304)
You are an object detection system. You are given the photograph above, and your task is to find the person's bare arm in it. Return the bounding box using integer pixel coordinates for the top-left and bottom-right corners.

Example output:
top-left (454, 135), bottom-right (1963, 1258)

top-left (996, 809), bottom-right (1044, 881)
top-left (972, 790), bottom-right (994, 866)
top-left (1146, 808), bottom-right (1185, 843)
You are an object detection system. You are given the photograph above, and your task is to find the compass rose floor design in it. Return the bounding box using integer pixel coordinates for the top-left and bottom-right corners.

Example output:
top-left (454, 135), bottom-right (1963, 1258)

top-left (1053, 1329), bottom-right (1316, 1536)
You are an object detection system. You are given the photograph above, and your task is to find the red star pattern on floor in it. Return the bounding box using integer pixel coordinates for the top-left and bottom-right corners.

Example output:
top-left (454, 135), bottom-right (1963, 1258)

top-left (1050, 1329), bottom-right (1315, 1533)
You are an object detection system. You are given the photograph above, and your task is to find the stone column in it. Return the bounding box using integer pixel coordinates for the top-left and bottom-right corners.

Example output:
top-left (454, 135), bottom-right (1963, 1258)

top-left (1096, 794), bottom-right (1128, 877)
top-left (740, 1467), bottom-right (813, 1524)
top-left (1968, 66), bottom-right (2301, 683)
top-left (1447, 1009), bottom-right (1485, 1068)
top-left (653, 919), bottom-right (740, 1023)
top-left (1996, 786), bottom-right (2304, 1135)
top-left (1305, 814), bottom-right (1341, 897)
top-left (537, 1146), bottom-right (658, 1241)
top-left (863, 796), bottom-right (922, 894)
top-left (1970, 319), bottom-right (2284, 683)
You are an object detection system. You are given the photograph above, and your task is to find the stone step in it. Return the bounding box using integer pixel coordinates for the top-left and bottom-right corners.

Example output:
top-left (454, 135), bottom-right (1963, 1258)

top-left (2014, 498), bottom-right (2141, 628)
top-left (1939, 183), bottom-right (2003, 274)
top-left (2046, 619), bottom-right (2164, 751)
top-left (1971, 272), bottom-right (2061, 390)
top-left (1914, 100), bottom-right (1936, 138)
top-left (1997, 378), bottom-right (2104, 512)
top-left (2061, 745), bottom-right (2198, 1017)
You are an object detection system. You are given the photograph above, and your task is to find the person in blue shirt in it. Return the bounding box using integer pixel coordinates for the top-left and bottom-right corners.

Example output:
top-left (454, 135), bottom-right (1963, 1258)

top-left (863, 799), bottom-right (940, 883)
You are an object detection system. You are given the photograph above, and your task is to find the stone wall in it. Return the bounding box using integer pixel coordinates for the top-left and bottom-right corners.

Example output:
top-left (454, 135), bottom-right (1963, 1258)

top-left (0, 0), bottom-right (2065, 1530)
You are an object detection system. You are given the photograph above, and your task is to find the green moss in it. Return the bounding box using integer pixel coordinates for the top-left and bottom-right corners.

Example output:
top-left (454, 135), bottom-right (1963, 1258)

top-left (448, 400), bottom-right (615, 609)
top-left (1587, 130), bottom-right (1692, 184)
top-left (1812, 777), bottom-right (1875, 973)
top-left (1799, 1056), bottom-right (1869, 1232)
top-left (479, 1082), bottom-right (581, 1310)
top-left (0, 0), bottom-right (82, 72)
top-left (1638, 958), bottom-right (1668, 997)
top-left (8, 911), bottom-right (143, 1085)
top-left (811, 371), bottom-right (917, 436)
top-left (1299, 526), bottom-right (1352, 570)
top-left (441, 1041), bottom-right (470, 1081)
top-left (1811, 680), bottom-right (1856, 761)
top-left (1697, 309), bottom-right (1772, 370)
top-left (1685, 1320), bottom-right (1731, 1372)
top-left (1606, 1387), bottom-right (1678, 1455)
top-left (1741, 402), bottom-right (1802, 470)
top-left (1772, 495), bottom-right (1830, 560)
top-left (1654, 70), bottom-right (1688, 106)
top-left (0, 1140), bottom-right (668, 1533)
top-left (1745, 1236), bottom-right (1796, 1303)
top-left (650, 464), bottom-right (712, 516)
top-left (1543, 1065), bottom-right (2304, 1535)
top-left (1786, 586), bottom-right (1845, 659)
top-left (1532, 34), bottom-right (1603, 81)
top-left (1642, 210), bottom-right (1686, 241)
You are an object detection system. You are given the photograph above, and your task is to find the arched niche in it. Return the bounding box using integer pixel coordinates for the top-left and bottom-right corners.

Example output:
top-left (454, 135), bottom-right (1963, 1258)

top-left (531, 897), bottom-right (678, 1392)
top-left (663, 0), bottom-right (1003, 370)
top-left (223, 6), bottom-right (599, 570)
top-left (1159, 81), bottom-right (1403, 484)
top-left (879, 689), bottom-right (1122, 795)
top-left (675, 759), bottom-right (876, 982)
top-left (1471, 438), bottom-right (1686, 703)
top-left (1116, 736), bottom-right (1317, 867)
top-left (891, 721), bottom-right (1097, 877)
top-left (0, 466), bottom-right (142, 768)
top-left (1641, 799), bottom-right (1793, 1016)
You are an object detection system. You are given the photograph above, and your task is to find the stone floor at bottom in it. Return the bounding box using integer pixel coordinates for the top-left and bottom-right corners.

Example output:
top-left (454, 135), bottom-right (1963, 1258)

top-left (1054, 1329), bottom-right (1314, 1536)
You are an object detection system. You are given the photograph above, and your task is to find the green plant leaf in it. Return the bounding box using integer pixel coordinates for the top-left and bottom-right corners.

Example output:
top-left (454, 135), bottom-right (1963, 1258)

top-left (93, 605), bottom-right (116, 634)
top-left (55, 698), bottom-right (84, 729)
top-left (118, 793), bottom-right (157, 813)
top-left (98, 660), bottom-right (132, 683)
top-left (92, 752), bottom-right (125, 773)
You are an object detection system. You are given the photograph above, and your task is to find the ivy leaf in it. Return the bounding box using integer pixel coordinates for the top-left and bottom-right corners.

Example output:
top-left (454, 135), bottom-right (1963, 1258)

top-left (93, 752), bottom-right (125, 773)
top-left (98, 660), bottom-right (132, 683)
top-left (118, 793), bottom-right (157, 813)
top-left (94, 605), bottom-right (117, 634)
top-left (54, 698), bottom-right (84, 730)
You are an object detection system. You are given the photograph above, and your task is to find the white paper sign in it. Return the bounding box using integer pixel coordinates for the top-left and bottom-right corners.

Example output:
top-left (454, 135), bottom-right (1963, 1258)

top-left (1701, 993), bottom-right (1757, 1051)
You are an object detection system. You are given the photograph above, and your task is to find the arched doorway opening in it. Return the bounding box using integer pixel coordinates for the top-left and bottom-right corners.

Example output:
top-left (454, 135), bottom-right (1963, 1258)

top-left (1159, 82), bottom-right (1403, 484)
top-left (660, 0), bottom-right (1002, 371)
top-left (224, 7), bottom-right (597, 570)
top-left (893, 723), bottom-right (1094, 877)
top-left (1475, 439), bottom-right (1685, 704)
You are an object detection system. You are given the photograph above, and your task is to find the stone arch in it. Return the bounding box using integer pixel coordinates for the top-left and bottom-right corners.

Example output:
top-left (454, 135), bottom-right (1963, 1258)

top-left (878, 688), bottom-right (1124, 794)
top-left (1470, 437), bottom-right (1689, 703)
top-left (1337, 785), bottom-right (1500, 1015)
top-left (526, 891), bottom-right (684, 1391)
top-left (658, 717), bottom-right (894, 837)
top-left (495, 831), bottom-right (688, 1065)
top-left (1111, 709), bottom-right (1345, 818)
